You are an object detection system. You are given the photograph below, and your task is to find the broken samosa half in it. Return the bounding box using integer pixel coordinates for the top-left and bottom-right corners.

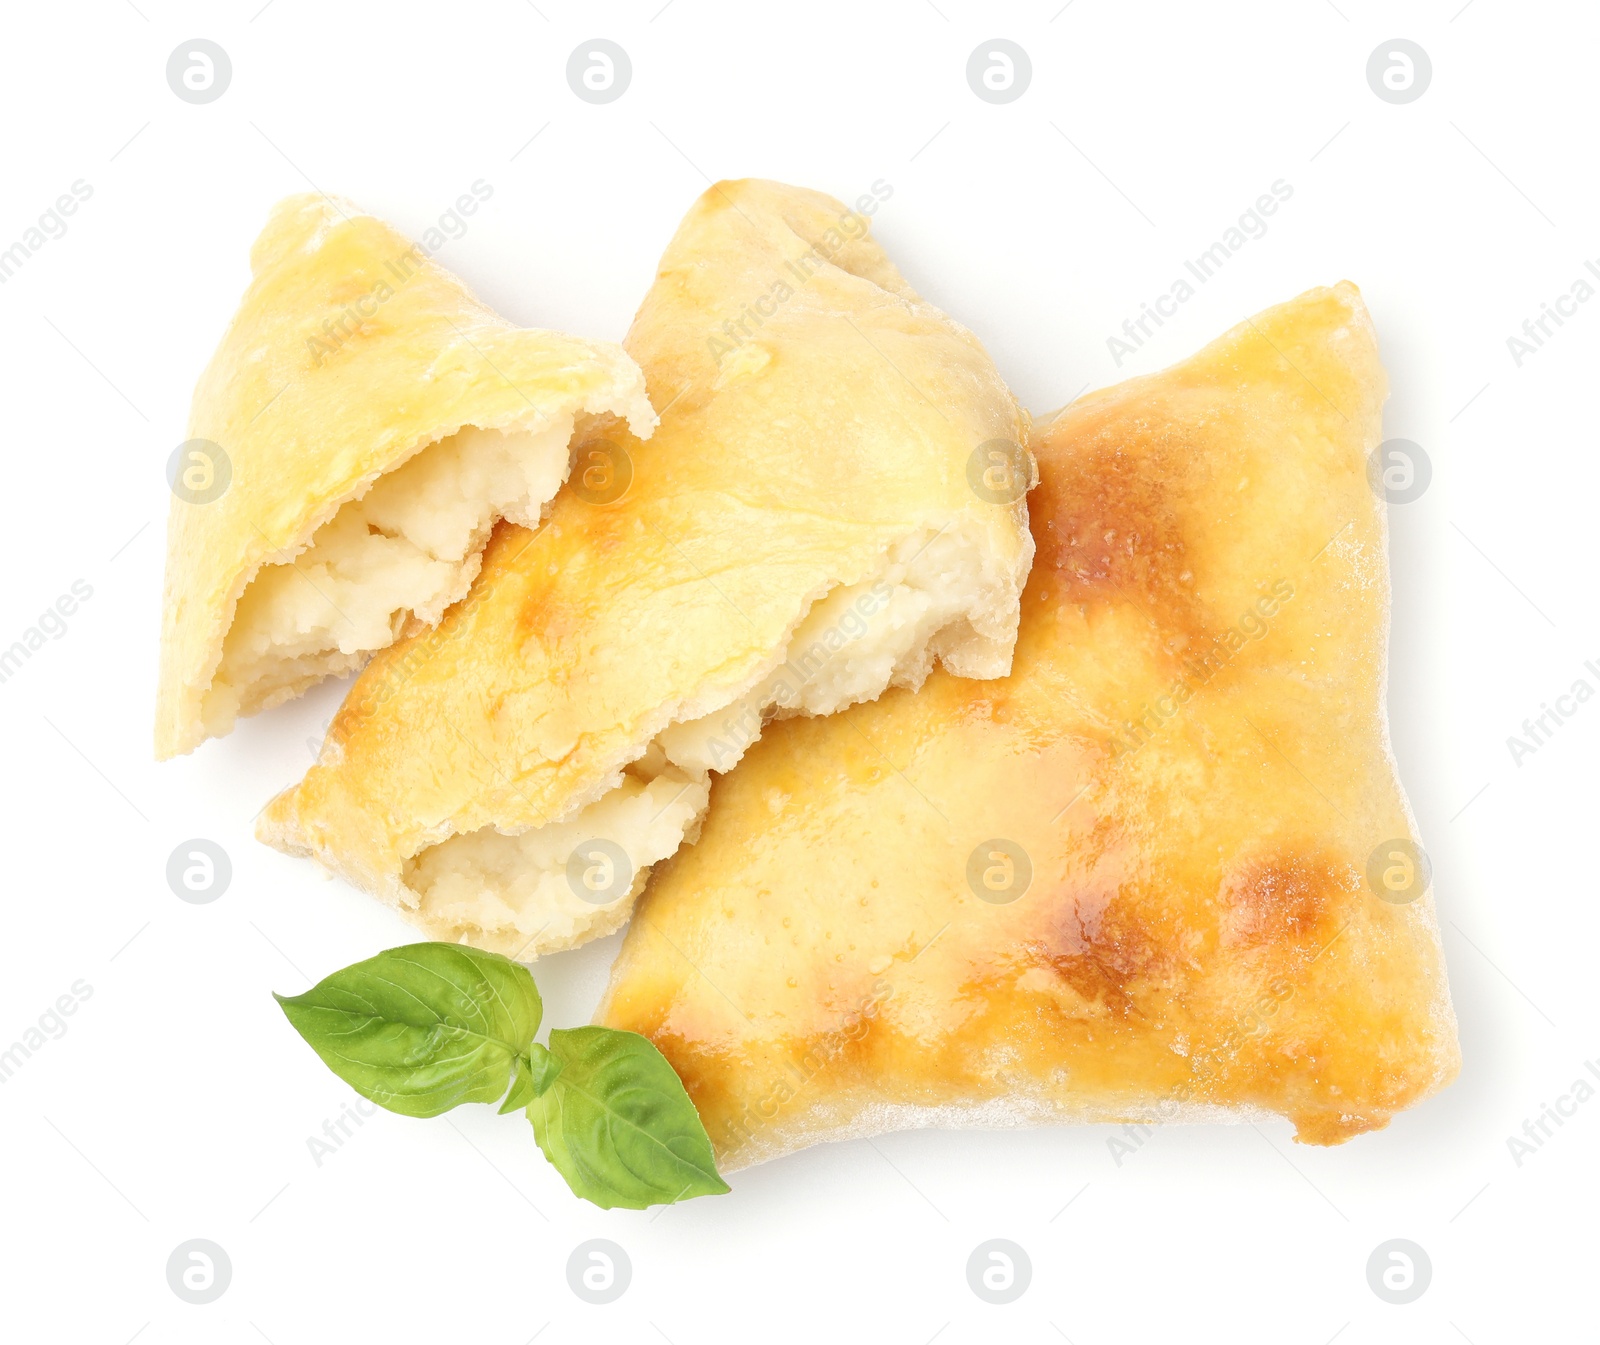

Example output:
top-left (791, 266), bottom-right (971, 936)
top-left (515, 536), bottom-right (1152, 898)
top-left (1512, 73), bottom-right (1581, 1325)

top-left (598, 282), bottom-right (1460, 1168)
top-left (155, 193), bottom-right (656, 758)
top-left (258, 179), bottom-right (1035, 958)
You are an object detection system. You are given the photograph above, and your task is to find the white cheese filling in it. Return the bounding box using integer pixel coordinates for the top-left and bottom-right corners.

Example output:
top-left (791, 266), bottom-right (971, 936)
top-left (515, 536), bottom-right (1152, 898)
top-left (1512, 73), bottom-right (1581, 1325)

top-left (204, 420), bottom-right (573, 738)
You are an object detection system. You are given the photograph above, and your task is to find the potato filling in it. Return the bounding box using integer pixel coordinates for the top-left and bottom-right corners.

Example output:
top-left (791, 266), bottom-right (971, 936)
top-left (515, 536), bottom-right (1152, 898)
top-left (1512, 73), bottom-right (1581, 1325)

top-left (406, 767), bottom-right (710, 956)
top-left (203, 420), bottom-right (573, 738)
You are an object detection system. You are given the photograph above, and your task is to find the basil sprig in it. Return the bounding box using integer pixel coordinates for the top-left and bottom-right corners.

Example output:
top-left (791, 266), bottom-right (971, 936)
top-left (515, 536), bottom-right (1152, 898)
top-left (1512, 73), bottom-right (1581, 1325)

top-left (275, 942), bottom-right (728, 1210)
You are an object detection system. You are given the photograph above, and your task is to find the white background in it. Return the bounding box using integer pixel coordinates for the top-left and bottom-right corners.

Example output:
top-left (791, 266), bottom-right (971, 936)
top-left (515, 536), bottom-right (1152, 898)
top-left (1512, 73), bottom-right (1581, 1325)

top-left (0, 1), bottom-right (1592, 1341)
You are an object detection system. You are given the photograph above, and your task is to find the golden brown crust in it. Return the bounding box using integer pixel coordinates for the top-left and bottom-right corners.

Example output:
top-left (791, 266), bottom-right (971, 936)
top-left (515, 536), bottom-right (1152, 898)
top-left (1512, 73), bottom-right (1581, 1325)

top-left (155, 194), bottom-right (655, 758)
top-left (597, 283), bottom-right (1460, 1167)
top-left (257, 180), bottom-right (1034, 952)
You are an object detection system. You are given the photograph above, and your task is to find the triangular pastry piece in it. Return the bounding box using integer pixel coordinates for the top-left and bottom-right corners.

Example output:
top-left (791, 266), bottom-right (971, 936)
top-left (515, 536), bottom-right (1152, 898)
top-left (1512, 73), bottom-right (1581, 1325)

top-left (259, 180), bottom-right (1035, 957)
top-left (598, 284), bottom-right (1459, 1167)
top-left (156, 194), bottom-right (656, 758)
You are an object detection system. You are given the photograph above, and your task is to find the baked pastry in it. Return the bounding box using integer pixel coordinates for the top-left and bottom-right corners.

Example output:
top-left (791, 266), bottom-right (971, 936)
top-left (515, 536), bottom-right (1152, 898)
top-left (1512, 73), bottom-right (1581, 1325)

top-left (598, 283), bottom-right (1460, 1167)
top-left (155, 194), bottom-right (656, 758)
top-left (259, 179), bottom-right (1035, 957)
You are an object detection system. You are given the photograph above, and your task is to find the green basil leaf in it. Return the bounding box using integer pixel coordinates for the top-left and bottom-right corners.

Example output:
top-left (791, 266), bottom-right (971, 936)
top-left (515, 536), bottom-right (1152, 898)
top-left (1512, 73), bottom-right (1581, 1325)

top-left (498, 1044), bottom-right (562, 1115)
top-left (275, 943), bottom-right (541, 1118)
top-left (527, 1026), bottom-right (730, 1210)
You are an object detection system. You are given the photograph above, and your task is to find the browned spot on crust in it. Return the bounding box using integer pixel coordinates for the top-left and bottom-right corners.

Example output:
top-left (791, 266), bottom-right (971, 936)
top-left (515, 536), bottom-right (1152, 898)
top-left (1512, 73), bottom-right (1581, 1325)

top-left (1029, 430), bottom-right (1194, 620)
top-left (1032, 883), bottom-right (1167, 1014)
top-left (1218, 852), bottom-right (1341, 951)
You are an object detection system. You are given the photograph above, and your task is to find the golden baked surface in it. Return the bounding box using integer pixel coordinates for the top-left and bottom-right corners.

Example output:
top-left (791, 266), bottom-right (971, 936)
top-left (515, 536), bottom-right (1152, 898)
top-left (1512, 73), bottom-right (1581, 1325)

top-left (156, 194), bottom-right (652, 758)
top-left (258, 179), bottom-right (1033, 954)
top-left (598, 283), bottom-right (1459, 1167)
